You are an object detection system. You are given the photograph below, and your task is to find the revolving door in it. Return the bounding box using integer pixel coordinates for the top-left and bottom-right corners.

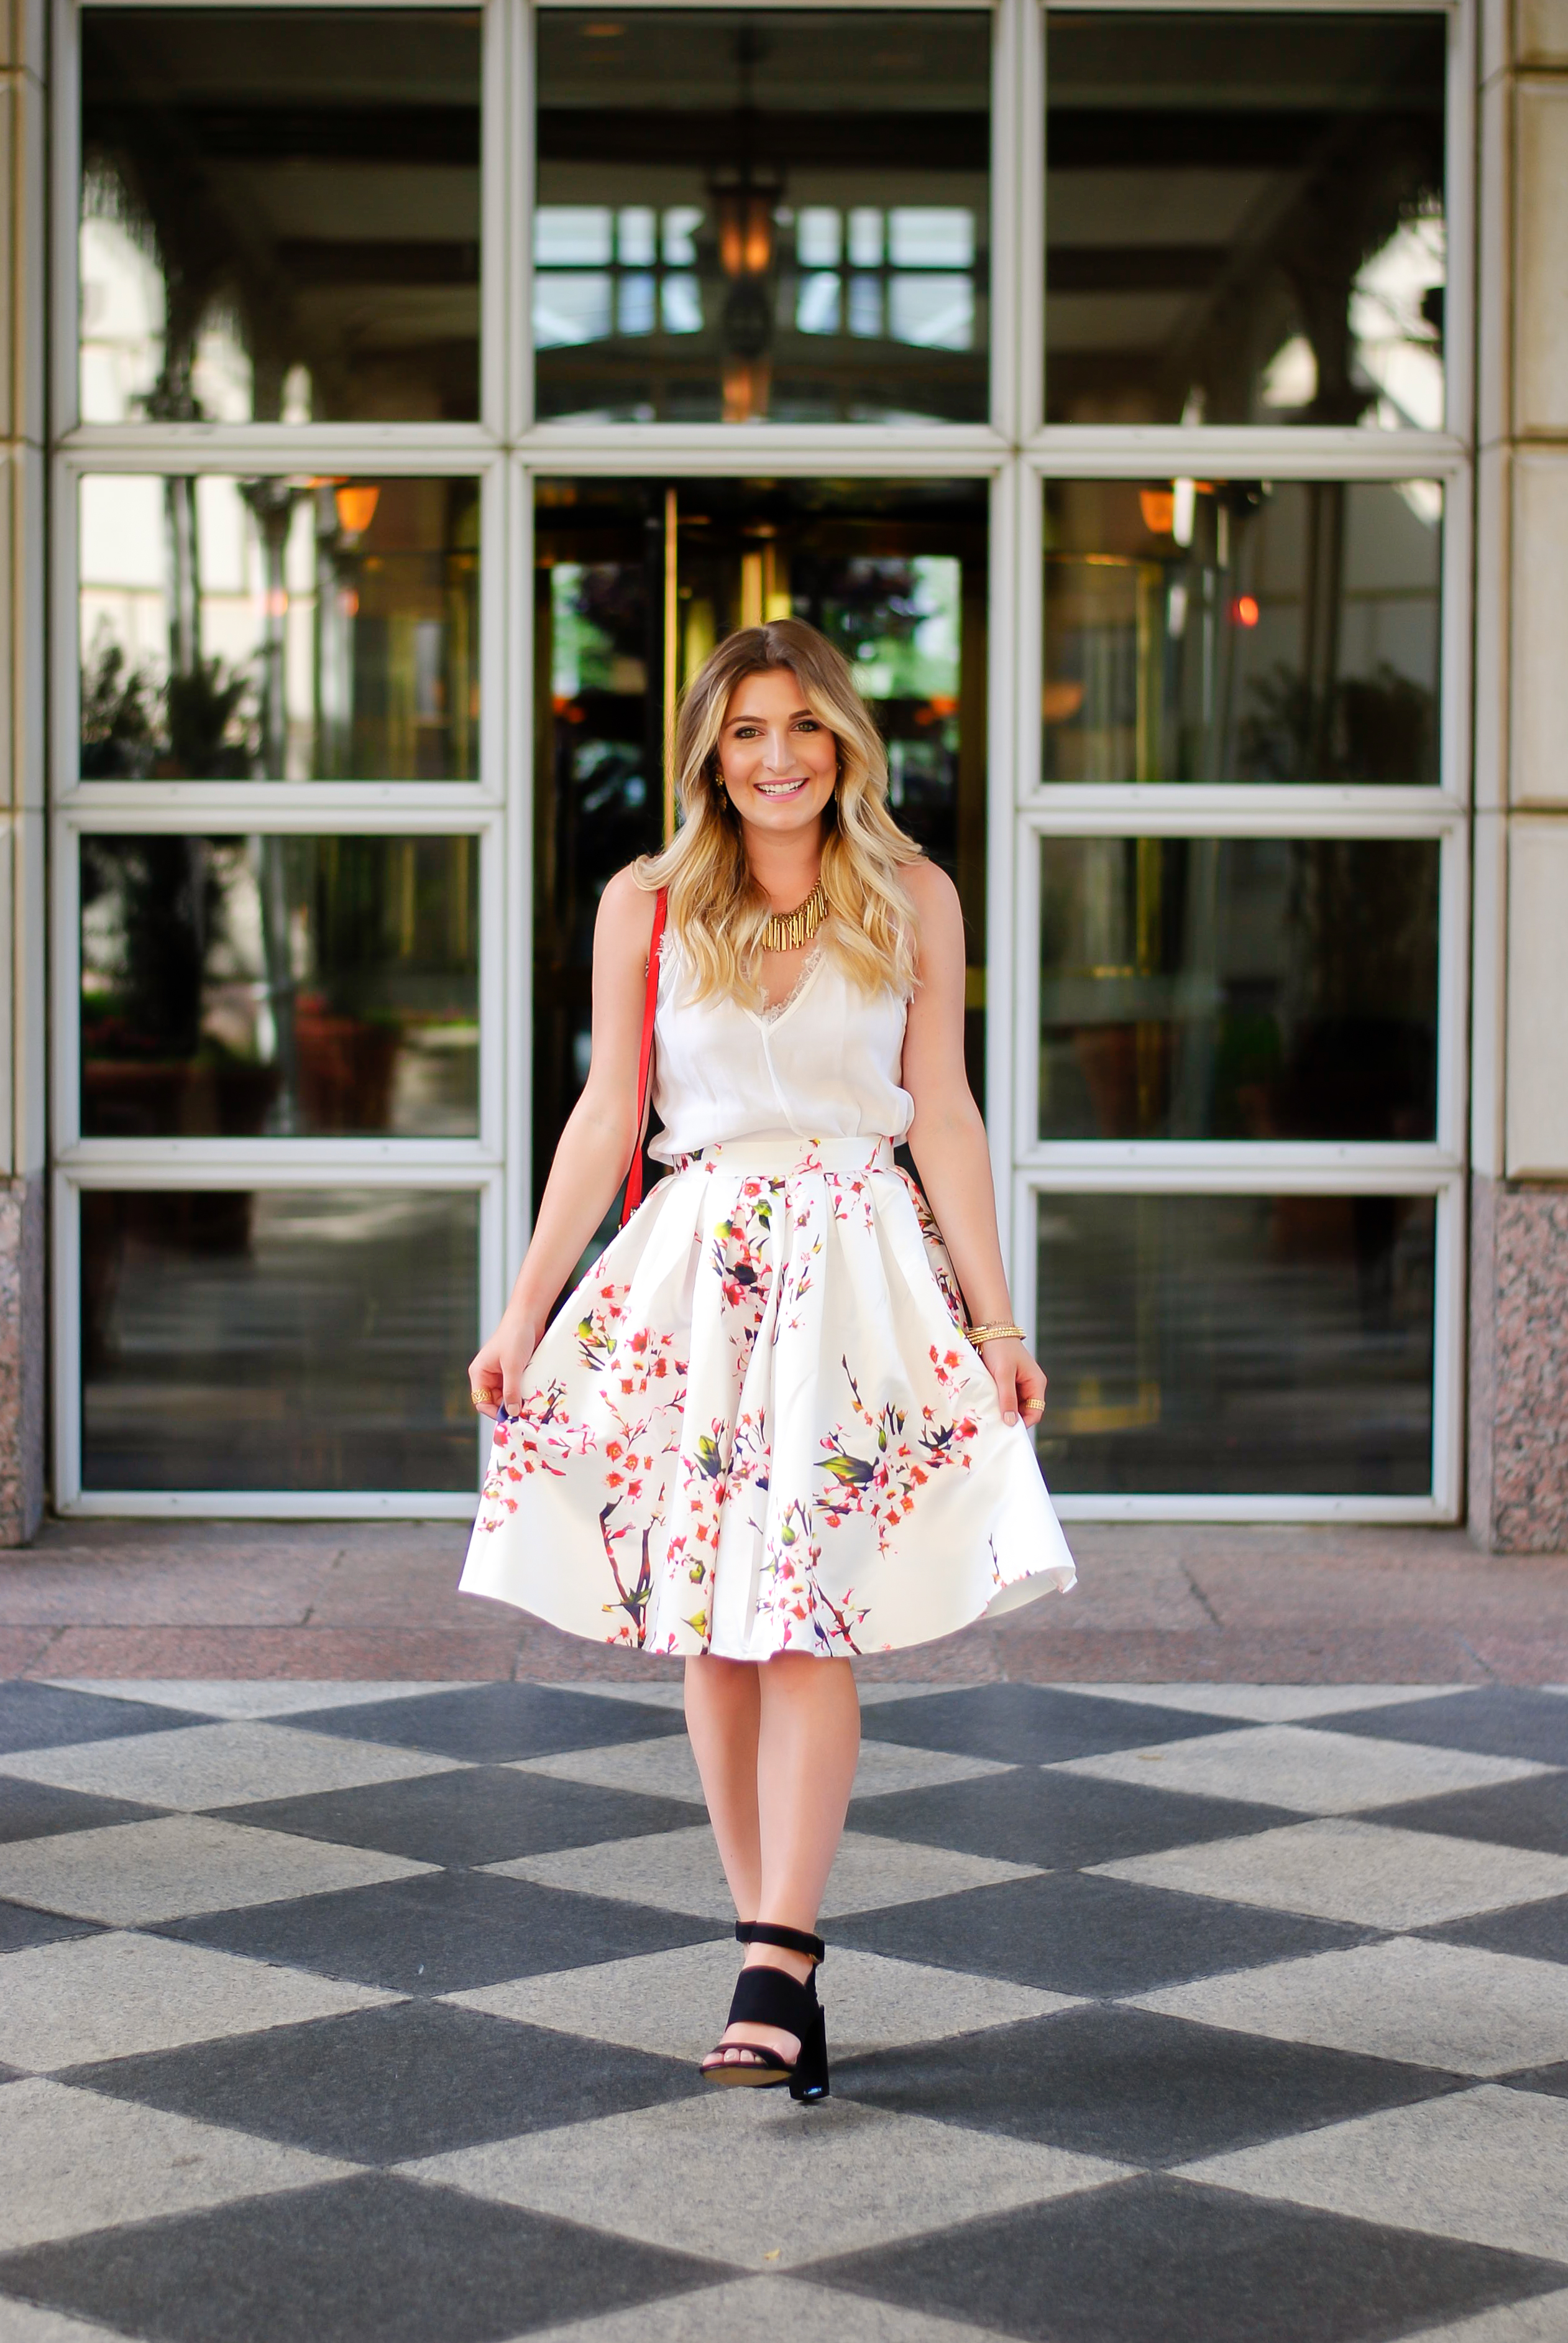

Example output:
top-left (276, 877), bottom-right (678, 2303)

top-left (531, 476), bottom-right (989, 1218)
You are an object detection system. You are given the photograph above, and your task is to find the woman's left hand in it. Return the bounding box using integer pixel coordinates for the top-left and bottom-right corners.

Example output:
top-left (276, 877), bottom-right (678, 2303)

top-left (981, 1337), bottom-right (1047, 1430)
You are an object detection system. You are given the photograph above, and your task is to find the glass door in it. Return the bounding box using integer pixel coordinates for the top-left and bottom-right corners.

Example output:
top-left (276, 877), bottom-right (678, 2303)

top-left (531, 474), bottom-right (990, 1236)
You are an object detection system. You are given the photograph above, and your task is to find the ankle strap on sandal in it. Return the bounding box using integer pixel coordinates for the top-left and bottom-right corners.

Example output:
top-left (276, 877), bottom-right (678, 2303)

top-left (735, 1920), bottom-right (825, 1965)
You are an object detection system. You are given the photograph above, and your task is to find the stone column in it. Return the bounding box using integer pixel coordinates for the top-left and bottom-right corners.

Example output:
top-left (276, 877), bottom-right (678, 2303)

top-left (0, 0), bottom-right (46, 1544)
top-left (1470, 1), bottom-right (1568, 1550)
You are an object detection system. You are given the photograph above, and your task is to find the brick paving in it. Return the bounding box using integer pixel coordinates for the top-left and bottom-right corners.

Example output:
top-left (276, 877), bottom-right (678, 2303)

top-left (1, 1520), bottom-right (1564, 1686)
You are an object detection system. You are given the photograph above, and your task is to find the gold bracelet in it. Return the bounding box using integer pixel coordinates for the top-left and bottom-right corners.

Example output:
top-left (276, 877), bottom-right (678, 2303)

top-left (965, 1322), bottom-right (1024, 1345)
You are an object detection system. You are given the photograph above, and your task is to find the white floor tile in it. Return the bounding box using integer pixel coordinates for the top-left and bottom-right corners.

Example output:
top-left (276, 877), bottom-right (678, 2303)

top-left (43, 1680), bottom-right (483, 1720)
top-left (1093, 1818), bottom-right (1568, 1931)
top-left (0, 1929), bottom-right (397, 2071)
top-left (518, 2273), bottom-right (1019, 2342)
top-left (1398, 2288), bottom-right (1568, 2341)
top-left (405, 2092), bottom-right (1124, 2270)
top-left (0, 2078), bottom-right (355, 2253)
top-left (447, 1938), bottom-right (1076, 2062)
top-left (0, 1813), bottom-right (433, 1926)
top-left (1180, 2085), bottom-right (1568, 2264)
top-left (1133, 1937), bottom-right (1568, 2076)
top-left (1074, 1685), bottom-right (1478, 1724)
top-left (487, 1825), bottom-right (1039, 1923)
top-left (0, 1720), bottom-right (461, 1810)
top-left (513, 1737), bottom-right (1011, 1807)
top-left (1058, 1723), bottom-right (1546, 1816)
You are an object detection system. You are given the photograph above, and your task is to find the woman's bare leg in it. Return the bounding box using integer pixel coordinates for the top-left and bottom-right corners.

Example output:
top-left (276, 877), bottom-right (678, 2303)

top-left (684, 1654), bottom-right (763, 1920)
top-left (712, 1653), bottom-right (860, 2067)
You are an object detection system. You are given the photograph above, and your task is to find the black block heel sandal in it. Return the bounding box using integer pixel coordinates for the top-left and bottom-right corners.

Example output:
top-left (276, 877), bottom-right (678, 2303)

top-left (700, 1922), bottom-right (829, 2103)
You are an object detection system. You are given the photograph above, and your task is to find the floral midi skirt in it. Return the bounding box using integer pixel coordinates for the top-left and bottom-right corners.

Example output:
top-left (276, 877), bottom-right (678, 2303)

top-left (459, 1135), bottom-right (1076, 1660)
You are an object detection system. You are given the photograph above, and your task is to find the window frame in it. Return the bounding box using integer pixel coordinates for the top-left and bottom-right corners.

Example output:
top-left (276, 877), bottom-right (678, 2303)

top-left (45, 0), bottom-right (1477, 1521)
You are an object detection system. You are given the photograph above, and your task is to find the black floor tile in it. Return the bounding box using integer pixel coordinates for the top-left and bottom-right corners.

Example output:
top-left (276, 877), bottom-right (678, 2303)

top-left (0, 1897), bottom-right (104, 1954)
top-left (835, 2004), bottom-right (1465, 2165)
top-left (861, 1684), bottom-right (1237, 1766)
top-left (0, 1682), bottom-right (197, 1756)
top-left (1366, 1772), bottom-right (1568, 1856)
top-left (0, 1778), bottom-right (165, 1844)
top-left (850, 1767), bottom-right (1295, 1870)
top-left (66, 2000), bottom-right (704, 2163)
top-left (217, 1766), bottom-right (694, 1869)
top-left (1323, 1688), bottom-right (1568, 1768)
top-left (0, 2173), bottom-right (729, 2343)
top-left (1503, 2061), bottom-right (1568, 2100)
top-left (158, 1867), bottom-right (725, 1995)
top-left (833, 1871), bottom-right (1374, 1997)
top-left (283, 1683), bottom-right (685, 1764)
top-left (804, 2173), bottom-right (1568, 2343)
top-left (1418, 1892), bottom-right (1568, 1966)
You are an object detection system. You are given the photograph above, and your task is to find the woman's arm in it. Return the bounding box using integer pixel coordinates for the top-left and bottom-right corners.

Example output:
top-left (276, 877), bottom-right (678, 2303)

top-left (469, 869), bottom-right (656, 1415)
top-left (901, 862), bottom-right (1046, 1432)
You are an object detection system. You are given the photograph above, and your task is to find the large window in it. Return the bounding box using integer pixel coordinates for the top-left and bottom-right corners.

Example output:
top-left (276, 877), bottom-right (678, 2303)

top-left (52, 0), bottom-right (1469, 1519)
top-left (533, 11), bottom-right (991, 423)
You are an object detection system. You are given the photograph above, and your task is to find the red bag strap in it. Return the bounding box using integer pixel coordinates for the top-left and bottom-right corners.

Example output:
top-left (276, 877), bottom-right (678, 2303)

top-left (620, 886), bottom-right (667, 1227)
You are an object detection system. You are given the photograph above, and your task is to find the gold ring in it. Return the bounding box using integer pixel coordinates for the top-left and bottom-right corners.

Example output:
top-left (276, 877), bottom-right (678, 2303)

top-left (470, 1388), bottom-right (492, 1409)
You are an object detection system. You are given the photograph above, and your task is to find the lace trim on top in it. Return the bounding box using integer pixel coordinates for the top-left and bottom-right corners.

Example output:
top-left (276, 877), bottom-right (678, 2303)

top-left (758, 943), bottom-right (825, 1026)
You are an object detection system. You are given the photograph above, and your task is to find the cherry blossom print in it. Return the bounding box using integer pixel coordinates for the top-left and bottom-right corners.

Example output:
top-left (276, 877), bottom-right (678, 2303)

top-left (460, 1136), bottom-right (1076, 1660)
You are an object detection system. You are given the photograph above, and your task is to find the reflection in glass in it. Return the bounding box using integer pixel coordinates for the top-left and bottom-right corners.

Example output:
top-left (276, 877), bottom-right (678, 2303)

top-left (81, 1187), bottom-right (479, 1489)
top-left (1035, 1190), bottom-right (1435, 1494)
top-left (80, 835), bottom-right (479, 1137)
top-left (79, 476), bottom-right (480, 781)
top-left (1043, 479), bottom-right (1440, 787)
top-left (80, 10), bottom-right (480, 425)
top-left (534, 476), bottom-right (988, 1214)
top-left (534, 12), bottom-right (989, 422)
top-left (1038, 837), bottom-right (1438, 1143)
top-left (1044, 13), bottom-right (1447, 428)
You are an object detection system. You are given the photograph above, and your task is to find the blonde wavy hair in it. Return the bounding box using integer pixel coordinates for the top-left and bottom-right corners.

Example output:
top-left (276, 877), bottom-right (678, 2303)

top-left (635, 619), bottom-right (923, 1007)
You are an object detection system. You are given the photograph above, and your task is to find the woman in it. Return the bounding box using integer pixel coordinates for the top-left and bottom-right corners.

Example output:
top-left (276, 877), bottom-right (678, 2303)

top-left (462, 619), bottom-right (1075, 2102)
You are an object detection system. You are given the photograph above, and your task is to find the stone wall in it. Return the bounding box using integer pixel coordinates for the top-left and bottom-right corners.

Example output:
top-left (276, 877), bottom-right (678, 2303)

top-left (0, 1174), bottom-right (42, 1540)
top-left (0, 0), bottom-right (47, 1545)
top-left (1471, 1176), bottom-right (1568, 1550)
top-left (1469, 4), bottom-right (1568, 1551)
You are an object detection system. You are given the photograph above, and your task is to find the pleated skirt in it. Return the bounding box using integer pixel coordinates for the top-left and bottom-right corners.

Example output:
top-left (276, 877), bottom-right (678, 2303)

top-left (459, 1135), bottom-right (1076, 1660)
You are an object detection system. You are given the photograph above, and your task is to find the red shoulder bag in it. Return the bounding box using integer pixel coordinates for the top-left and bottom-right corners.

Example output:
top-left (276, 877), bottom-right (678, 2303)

top-left (620, 886), bottom-right (668, 1227)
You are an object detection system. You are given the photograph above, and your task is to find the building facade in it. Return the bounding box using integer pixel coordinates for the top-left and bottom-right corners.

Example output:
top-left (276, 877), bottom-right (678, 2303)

top-left (0, 0), bottom-right (1561, 1547)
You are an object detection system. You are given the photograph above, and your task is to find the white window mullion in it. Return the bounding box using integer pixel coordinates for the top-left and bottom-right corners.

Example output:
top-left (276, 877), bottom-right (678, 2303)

top-left (510, 0), bottom-right (534, 441)
top-left (989, 0), bottom-right (1026, 445)
top-left (49, 0), bottom-right (81, 446)
top-left (502, 457), bottom-right (534, 1297)
top-left (986, 459), bottom-right (1021, 1263)
top-left (482, 0), bottom-right (511, 438)
top-left (50, 1171), bottom-right (84, 1512)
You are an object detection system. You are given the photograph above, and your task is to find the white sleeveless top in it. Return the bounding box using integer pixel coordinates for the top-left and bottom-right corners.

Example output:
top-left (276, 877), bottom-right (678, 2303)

top-left (648, 935), bottom-right (914, 1166)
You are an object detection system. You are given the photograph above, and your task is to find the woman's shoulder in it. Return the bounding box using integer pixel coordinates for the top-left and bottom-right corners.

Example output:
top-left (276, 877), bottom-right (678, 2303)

top-left (599, 864), bottom-right (659, 930)
top-left (594, 865), bottom-right (661, 969)
top-left (904, 852), bottom-right (956, 904)
top-left (901, 857), bottom-right (960, 924)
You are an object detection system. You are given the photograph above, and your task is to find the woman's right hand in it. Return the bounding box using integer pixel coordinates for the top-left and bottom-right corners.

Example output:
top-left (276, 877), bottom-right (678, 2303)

top-left (468, 1304), bottom-right (543, 1419)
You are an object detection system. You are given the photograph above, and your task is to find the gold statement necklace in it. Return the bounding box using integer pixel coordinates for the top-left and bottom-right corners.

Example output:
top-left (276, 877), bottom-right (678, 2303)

top-left (762, 879), bottom-right (828, 954)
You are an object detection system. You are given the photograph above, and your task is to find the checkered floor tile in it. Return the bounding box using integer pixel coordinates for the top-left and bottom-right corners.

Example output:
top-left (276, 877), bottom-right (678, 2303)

top-left (0, 1677), bottom-right (1564, 2343)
